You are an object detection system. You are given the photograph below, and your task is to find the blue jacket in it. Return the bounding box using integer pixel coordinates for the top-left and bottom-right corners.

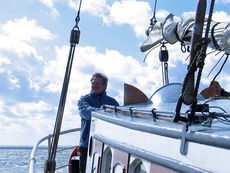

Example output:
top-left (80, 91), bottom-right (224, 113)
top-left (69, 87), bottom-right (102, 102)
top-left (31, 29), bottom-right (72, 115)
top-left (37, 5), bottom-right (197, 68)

top-left (78, 91), bottom-right (119, 148)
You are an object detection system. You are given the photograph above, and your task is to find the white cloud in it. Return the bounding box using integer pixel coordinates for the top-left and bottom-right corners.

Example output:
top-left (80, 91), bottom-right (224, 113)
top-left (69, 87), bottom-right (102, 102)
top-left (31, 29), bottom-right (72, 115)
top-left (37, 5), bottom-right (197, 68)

top-left (43, 45), bottom-right (70, 93)
top-left (1, 17), bottom-right (55, 42)
top-left (0, 110), bottom-right (78, 145)
top-left (212, 11), bottom-right (230, 22)
top-left (0, 54), bottom-right (11, 73)
top-left (10, 100), bottom-right (53, 117)
top-left (182, 11), bottom-right (195, 18)
top-left (68, 0), bottom-right (108, 17)
top-left (8, 71), bottom-right (20, 89)
top-left (0, 34), bottom-right (39, 58)
top-left (0, 100), bottom-right (4, 113)
top-left (217, 0), bottom-right (230, 3)
top-left (182, 10), bottom-right (230, 23)
top-left (68, 0), bottom-right (151, 37)
top-left (0, 97), bottom-right (60, 145)
top-left (39, 0), bottom-right (59, 17)
top-left (82, 0), bottom-right (108, 17)
top-left (0, 109), bottom-right (59, 145)
top-left (0, 17), bottom-right (57, 93)
top-left (156, 10), bottom-right (171, 19)
top-left (0, 54), bottom-right (11, 66)
top-left (0, 17), bottom-right (55, 59)
top-left (108, 0), bottom-right (151, 37)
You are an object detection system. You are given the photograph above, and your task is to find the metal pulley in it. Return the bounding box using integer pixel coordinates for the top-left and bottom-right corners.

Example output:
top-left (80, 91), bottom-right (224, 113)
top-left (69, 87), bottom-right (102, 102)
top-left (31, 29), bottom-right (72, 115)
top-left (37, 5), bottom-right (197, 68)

top-left (159, 45), bottom-right (169, 62)
top-left (70, 15), bottom-right (81, 44)
top-left (70, 28), bottom-right (80, 44)
top-left (159, 43), bottom-right (169, 86)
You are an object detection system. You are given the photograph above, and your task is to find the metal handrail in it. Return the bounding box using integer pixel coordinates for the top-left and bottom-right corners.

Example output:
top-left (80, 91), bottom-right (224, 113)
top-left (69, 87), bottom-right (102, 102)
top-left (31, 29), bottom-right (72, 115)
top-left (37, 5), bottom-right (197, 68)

top-left (29, 128), bottom-right (81, 173)
top-left (103, 105), bottom-right (230, 118)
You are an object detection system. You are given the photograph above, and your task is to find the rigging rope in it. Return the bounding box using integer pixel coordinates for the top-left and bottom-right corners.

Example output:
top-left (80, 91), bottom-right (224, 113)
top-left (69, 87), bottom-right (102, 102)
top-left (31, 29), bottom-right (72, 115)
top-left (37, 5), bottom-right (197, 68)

top-left (207, 52), bottom-right (224, 77)
top-left (146, 0), bottom-right (158, 36)
top-left (211, 54), bottom-right (229, 84)
top-left (174, 0), bottom-right (216, 124)
top-left (152, 0), bottom-right (157, 22)
top-left (44, 0), bottom-right (82, 172)
top-left (187, 0), bottom-right (215, 124)
top-left (193, 0), bottom-right (216, 100)
top-left (181, 0), bottom-right (215, 97)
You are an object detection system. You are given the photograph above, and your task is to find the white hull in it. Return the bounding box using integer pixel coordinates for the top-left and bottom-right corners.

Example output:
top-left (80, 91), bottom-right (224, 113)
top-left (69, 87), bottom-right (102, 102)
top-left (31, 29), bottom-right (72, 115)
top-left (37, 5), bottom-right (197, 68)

top-left (85, 83), bottom-right (230, 173)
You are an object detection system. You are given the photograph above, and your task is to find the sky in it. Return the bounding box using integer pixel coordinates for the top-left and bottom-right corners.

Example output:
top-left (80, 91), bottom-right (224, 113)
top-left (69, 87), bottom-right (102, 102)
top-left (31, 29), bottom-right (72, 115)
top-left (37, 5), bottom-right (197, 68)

top-left (0, 0), bottom-right (230, 146)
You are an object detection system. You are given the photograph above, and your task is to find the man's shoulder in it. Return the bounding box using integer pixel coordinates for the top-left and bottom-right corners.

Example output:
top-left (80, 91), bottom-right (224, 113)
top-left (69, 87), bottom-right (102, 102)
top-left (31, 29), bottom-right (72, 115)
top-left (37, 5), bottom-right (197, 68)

top-left (79, 93), bottom-right (92, 101)
top-left (104, 95), bottom-right (119, 106)
top-left (105, 94), bottom-right (115, 100)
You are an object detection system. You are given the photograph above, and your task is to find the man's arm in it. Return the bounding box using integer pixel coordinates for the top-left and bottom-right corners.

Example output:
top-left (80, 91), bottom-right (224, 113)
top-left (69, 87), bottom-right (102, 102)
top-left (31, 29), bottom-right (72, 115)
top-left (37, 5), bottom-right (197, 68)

top-left (78, 96), bottom-right (100, 120)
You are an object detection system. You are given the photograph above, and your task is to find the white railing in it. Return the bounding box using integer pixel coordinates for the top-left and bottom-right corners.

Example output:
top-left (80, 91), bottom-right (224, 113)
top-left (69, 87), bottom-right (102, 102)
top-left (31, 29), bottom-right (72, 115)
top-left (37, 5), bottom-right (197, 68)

top-left (29, 128), bottom-right (81, 173)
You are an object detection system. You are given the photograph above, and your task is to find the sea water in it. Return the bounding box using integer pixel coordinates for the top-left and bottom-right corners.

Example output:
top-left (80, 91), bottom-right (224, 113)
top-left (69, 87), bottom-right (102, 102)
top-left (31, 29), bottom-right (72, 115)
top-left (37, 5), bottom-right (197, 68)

top-left (0, 146), bottom-right (75, 173)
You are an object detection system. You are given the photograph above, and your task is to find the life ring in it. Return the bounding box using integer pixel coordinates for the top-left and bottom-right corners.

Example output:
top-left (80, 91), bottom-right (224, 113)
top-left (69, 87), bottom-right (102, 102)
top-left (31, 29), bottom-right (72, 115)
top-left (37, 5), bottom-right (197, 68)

top-left (69, 146), bottom-right (80, 173)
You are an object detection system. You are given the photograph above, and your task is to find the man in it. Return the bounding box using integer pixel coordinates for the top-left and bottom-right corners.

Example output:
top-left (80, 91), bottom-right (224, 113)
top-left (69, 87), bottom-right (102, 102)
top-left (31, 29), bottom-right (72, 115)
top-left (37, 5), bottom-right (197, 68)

top-left (78, 72), bottom-right (119, 173)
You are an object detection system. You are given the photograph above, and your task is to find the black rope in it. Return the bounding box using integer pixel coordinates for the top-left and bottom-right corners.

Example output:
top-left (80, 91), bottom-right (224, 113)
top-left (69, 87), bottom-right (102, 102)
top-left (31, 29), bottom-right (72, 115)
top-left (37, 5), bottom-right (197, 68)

top-left (182, 0), bottom-right (216, 97)
top-left (181, 41), bottom-right (202, 94)
top-left (193, 40), bottom-right (209, 97)
top-left (205, 0), bottom-right (215, 39)
top-left (75, 0), bottom-right (82, 29)
top-left (192, 40), bottom-right (211, 95)
top-left (211, 54), bottom-right (229, 83)
top-left (179, 0), bottom-right (216, 125)
top-left (207, 52), bottom-right (225, 78)
top-left (149, 0), bottom-right (157, 27)
top-left (191, 0), bottom-right (215, 125)
top-left (152, 0), bottom-right (157, 20)
top-left (70, 0), bottom-right (82, 45)
top-left (211, 22), bottom-right (221, 50)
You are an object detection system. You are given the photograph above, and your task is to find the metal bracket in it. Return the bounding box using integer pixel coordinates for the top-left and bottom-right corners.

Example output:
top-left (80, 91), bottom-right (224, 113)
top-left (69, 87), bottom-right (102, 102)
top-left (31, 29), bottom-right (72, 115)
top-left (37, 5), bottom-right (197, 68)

top-left (129, 107), bottom-right (133, 117)
top-left (180, 123), bottom-right (188, 155)
top-left (151, 108), bottom-right (157, 121)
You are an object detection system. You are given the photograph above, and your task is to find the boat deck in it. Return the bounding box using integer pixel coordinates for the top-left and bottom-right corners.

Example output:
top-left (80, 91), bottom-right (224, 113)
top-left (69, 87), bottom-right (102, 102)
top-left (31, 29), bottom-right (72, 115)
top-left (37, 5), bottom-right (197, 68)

top-left (89, 102), bottom-right (230, 173)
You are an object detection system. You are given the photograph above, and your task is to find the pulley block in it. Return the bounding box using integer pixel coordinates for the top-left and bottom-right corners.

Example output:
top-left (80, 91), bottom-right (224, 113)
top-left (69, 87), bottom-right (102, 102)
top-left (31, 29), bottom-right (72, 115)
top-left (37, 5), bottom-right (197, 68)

top-left (159, 45), bottom-right (169, 62)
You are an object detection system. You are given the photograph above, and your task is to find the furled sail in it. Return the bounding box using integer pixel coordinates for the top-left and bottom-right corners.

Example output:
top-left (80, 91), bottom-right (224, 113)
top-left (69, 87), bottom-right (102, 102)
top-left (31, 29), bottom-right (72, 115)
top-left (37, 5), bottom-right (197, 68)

top-left (140, 13), bottom-right (230, 54)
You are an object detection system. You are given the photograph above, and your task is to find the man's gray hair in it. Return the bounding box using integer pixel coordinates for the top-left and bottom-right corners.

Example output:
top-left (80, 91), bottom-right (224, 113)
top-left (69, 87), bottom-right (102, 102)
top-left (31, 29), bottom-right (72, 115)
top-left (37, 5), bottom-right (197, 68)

top-left (91, 72), bottom-right (108, 85)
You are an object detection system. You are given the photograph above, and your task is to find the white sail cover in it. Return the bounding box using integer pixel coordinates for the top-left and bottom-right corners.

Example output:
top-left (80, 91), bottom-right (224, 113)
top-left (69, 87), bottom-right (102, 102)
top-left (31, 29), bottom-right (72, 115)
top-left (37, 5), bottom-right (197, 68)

top-left (140, 13), bottom-right (230, 54)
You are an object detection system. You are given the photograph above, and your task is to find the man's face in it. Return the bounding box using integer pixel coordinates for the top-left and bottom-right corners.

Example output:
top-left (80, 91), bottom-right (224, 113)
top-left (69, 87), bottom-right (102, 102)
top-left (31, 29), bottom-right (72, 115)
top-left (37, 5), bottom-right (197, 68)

top-left (91, 76), bottom-right (107, 94)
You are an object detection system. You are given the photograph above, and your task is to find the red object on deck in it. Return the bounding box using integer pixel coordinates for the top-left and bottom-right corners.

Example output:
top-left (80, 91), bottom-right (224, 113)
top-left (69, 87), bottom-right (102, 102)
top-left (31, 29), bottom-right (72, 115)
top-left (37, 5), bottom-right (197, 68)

top-left (69, 146), bottom-right (80, 173)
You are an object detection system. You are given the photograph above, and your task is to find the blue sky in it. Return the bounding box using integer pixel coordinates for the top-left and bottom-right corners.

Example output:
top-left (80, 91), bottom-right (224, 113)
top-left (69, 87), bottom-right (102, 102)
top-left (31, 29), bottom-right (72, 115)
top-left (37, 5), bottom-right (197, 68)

top-left (0, 0), bottom-right (230, 146)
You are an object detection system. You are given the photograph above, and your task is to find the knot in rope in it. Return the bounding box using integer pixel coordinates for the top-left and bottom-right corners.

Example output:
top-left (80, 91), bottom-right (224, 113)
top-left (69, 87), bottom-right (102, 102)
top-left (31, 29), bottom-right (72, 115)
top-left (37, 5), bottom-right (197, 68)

top-left (194, 41), bottom-right (202, 53)
top-left (196, 38), bottom-right (210, 68)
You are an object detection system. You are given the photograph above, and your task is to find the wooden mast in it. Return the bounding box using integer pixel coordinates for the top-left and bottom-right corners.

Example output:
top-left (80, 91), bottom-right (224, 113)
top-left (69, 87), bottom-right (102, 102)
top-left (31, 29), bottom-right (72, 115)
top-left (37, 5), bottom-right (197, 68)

top-left (182, 0), bottom-right (207, 105)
